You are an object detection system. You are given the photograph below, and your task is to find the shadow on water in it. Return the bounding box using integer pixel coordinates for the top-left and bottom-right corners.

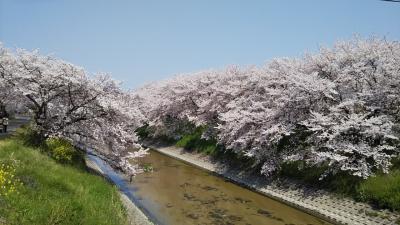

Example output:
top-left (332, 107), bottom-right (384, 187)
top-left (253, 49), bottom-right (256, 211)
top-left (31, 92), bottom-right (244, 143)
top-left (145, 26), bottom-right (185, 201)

top-left (87, 154), bottom-right (165, 225)
top-left (89, 151), bottom-right (331, 225)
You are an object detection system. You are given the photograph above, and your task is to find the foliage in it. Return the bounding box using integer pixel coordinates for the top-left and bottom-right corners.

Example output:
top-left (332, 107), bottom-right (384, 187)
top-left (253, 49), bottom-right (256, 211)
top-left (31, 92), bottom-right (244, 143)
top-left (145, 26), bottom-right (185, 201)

top-left (176, 126), bottom-right (220, 155)
top-left (45, 137), bottom-right (79, 163)
top-left (14, 124), bottom-right (44, 147)
top-left (2, 37), bottom-right (399, 180)
top-left (279, 158), bottom-right (400, 211)
top-left (142, 163), bottom-right (153, 172)
top-left (279, 161), bottom-right (362, 195)
top-left (356, 170), bottom-right (400, 210)
top-left (0, 45), bottom-right (147, 175)
top-left (0, 138), bottom-right (128, 225)
top-left (131, 37), bottom-right (400, 179)
top-left (135, 123), bottom-right (151, 140)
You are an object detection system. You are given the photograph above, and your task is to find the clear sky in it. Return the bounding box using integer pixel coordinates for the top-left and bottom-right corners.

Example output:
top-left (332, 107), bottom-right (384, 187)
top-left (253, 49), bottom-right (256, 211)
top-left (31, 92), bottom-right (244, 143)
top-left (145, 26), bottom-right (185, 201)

top-left (0, 0), bottom-right (399, 89)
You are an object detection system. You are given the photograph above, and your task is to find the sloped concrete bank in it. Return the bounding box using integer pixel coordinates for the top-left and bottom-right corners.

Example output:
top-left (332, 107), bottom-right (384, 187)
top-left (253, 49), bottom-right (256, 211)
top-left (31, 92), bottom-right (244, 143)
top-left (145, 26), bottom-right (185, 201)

top-left (148, 145), bottom-right (400, 225)
top-left (85, 155), bottom-right (154, 225)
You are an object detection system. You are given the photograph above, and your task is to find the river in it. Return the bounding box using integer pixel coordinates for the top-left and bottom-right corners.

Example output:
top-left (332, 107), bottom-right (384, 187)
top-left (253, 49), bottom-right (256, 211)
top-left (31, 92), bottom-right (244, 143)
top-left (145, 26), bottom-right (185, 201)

top-left (124, 150), bottom-right (331, 225)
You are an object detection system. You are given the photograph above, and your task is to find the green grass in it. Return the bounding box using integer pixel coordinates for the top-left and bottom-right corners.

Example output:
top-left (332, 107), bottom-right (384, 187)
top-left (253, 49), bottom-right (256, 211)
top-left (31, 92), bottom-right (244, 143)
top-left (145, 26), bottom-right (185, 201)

top-left (0, 138), bottom-right (128, 225)
top-left (356, 170), bottom-right (400, 211)
top-left (175, 127), bottom-right (219, 155)
top-left (174, 127), bottom-right (260, 172)
top-left (279, 160), bottom-right (400, 211)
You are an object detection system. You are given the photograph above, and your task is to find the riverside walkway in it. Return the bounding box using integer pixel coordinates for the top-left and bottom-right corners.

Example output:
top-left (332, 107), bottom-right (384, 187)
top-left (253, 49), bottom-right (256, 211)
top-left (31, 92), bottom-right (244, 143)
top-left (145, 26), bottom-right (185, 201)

top-left (0, 116), bottom-right (30, 138)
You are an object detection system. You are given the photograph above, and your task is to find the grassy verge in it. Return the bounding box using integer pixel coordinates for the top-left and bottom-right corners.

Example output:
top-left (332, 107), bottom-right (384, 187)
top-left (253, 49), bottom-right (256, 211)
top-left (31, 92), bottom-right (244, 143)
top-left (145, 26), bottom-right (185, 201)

top-left (175, 129), bottom-right (260, 171)
top-left (356, 170), bottom-right (400, 211)
top-left (279, 160), bottom-right (400, 211)
top-left (0, 136), bottom-right (128, 225)
top-left (175, 127), bottom-right (219, 155)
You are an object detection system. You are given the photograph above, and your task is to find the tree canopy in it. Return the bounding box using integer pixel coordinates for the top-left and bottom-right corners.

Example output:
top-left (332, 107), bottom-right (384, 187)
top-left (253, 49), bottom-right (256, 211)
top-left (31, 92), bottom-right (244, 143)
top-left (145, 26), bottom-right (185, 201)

top-left (1, 37), bottom-right (399, 179)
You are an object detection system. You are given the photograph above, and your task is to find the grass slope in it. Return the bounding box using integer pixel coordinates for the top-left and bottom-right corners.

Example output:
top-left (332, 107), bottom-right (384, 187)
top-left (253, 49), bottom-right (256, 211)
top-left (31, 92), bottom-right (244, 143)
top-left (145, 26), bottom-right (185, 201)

top-left (0, 138), bottom-right (128, 225)
top-left (175, 127), bottom-right (219, 155)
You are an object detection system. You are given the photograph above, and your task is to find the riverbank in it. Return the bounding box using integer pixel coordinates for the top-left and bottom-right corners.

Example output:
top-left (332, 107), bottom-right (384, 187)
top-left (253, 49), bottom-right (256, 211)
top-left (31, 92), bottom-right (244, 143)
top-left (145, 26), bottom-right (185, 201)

top-left (84, 155), bottom-right (154, 225)
top-left (0, 120), bottom-right (150, 225)
top-left (0, 137), bottom-right (129, 225)
top-left (147, 144), bottom-right (400, 225)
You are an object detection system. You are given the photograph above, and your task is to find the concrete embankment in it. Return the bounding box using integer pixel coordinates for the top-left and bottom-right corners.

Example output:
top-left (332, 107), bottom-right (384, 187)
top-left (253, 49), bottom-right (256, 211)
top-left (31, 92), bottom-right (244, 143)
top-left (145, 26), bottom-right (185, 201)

top-left (149, 145), bottom-right (400, 225)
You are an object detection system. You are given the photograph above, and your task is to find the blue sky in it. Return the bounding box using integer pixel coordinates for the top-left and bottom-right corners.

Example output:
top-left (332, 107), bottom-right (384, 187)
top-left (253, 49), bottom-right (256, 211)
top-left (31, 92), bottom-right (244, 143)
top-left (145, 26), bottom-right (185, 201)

top-left (0, 0), bottom-right (399, 89)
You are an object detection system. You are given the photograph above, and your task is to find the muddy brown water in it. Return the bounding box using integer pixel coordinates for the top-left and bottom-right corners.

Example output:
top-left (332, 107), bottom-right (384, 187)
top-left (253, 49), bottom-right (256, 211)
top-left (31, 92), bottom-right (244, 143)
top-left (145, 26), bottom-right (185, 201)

top-left (128, 150), bottom-right (331, 225)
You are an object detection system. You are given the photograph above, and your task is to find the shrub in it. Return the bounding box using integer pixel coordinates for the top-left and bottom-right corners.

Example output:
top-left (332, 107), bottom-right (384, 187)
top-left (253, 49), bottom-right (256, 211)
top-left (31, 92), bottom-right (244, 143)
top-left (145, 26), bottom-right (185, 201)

top-left (45, 137), bottom-right (79, 163)
top-left (176, 126), bottom-right (219, 155)
top-left (14, 125), bottom-right (43, 147)
top-left (135, 123), bottom-right (151, 140)
top-left (279, 161), bottom-right (327, 183)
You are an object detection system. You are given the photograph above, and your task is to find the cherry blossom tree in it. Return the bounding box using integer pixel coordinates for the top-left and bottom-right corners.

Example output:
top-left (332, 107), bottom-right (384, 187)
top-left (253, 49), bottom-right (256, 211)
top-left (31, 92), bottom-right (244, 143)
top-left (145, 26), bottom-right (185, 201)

top-left (132, 37), bottom-right (400, 179)
top-left (0, 45), bottom-right (147, 174)
top-left (3, 37), bottom-right (398, 179)
top-left (0, 45), bottom-right (27, 115)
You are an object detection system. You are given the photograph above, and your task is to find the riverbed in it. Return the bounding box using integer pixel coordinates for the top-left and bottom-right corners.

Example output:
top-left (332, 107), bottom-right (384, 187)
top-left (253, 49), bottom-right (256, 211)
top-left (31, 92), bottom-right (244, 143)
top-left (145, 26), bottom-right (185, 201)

top-left (127, 150), bottom-right (330, 225)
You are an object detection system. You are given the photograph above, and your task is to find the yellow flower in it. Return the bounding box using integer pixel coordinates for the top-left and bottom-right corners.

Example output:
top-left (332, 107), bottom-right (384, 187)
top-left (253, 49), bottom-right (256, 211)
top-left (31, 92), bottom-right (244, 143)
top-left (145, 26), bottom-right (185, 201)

top-left (0, 162), bottom-right (21, 197)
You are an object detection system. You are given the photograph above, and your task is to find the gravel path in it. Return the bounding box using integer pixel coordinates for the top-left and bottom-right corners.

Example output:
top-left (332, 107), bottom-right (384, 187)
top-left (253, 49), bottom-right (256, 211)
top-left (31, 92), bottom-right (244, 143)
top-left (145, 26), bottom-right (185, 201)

top-left (150, 145), bottom-right (400, 225)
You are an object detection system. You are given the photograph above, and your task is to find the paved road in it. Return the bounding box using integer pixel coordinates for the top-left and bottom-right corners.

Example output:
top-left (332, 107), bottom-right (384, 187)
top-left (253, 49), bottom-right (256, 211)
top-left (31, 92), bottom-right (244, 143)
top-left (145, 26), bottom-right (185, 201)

top-left (0, 116), bottom-right (30, 138)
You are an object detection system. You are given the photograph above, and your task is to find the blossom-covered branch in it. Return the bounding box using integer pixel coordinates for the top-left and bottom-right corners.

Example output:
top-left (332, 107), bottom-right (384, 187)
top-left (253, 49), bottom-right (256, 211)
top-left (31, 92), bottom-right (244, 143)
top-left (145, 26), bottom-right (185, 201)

top-left (0, 45), bottom-right (147, 175)
top-left (131, 38), bottom-right (400, 179)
